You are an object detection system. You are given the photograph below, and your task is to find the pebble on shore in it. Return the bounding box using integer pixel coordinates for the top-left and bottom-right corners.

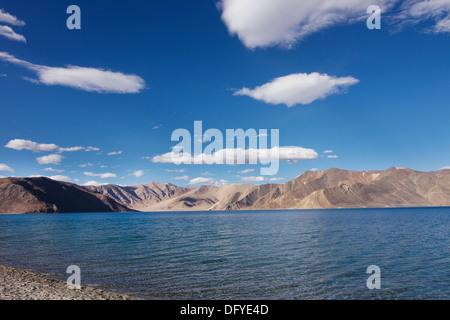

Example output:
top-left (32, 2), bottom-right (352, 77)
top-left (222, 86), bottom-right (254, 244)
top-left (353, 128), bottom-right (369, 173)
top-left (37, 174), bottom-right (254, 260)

top-left (0, 264), bottom-right (139, 300)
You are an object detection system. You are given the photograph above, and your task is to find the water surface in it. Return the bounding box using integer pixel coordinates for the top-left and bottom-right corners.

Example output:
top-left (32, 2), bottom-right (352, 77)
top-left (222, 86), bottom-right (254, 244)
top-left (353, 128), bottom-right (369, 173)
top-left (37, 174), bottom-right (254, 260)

top-left (0, 207), bottom-right (448, 299)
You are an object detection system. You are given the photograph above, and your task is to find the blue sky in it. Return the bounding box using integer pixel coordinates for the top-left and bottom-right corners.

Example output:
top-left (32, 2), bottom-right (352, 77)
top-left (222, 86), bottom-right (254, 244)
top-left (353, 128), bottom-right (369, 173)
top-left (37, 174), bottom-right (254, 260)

top-left (0, 0), bottom-right (449, 187)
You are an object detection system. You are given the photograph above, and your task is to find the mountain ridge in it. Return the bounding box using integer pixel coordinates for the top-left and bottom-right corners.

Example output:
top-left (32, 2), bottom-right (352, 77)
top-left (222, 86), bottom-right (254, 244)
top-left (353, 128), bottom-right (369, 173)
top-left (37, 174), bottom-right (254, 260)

top-left (0, 177), bottom-right (134, 214)
top-left (1, 167), bottom-right (450, 214)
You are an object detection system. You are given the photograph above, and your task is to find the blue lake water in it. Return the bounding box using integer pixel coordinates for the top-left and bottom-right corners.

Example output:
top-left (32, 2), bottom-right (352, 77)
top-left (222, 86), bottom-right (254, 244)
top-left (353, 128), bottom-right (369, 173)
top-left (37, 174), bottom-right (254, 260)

top-left (0, 207), bottom-right (448, 299)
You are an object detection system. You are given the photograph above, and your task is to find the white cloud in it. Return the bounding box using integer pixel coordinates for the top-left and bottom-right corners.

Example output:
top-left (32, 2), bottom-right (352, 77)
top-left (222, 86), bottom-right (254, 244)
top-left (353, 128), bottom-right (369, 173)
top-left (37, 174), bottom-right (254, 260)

top-left (83, 172), bottom-right (117, 179)
top-left (79, 162), bottom-right (94, 168)
top-left (153, 146), bottom-right (318, 164)
top-left (440, 166), bottom-right (450, 170)
top-left (107, 150), bottom-right (123, 156)
top-left (0, 25), bottom-right (26, 43)
top-left (29, 174), bottom-right (72, 182)
top-left (5, 139), bottom-right (85, 153)
top-left (240, 176), bottom-right (284, 183)
top-left (219, 0), bottom-right (396, 49)
top-left (48, 175), bottom-right (71, 182)
top-left (396, 0), bottom-right (450, 33)
top-left (234, 73), bottom-right (359, 107)
top-left (5, 139), bottom-right (58, 152)
top-left (216, 179), bottom-right (229, 186)
top-left (132, 170), bottom-right (144, 178)
top-left (165, 168), bottom-right (186, 173)
top-left (43, 167), bottom-right (65, 173)
top-left (37, 154), bottom-right (64, 165)
top-left (310, 168), bottom-right (319, 172)
top-left (172, 175), bottom-right (189, 181)
top-left (238, 168), bottom-right (255, 174)
top-left (57, 146), bottom-right (83, 153)
top-left (152, 124), bottom-right (162, 129)
top-left (0, 51), bottom-right (145, 93)
top-left (0, 9), bottom-right (25, 26)
top-left (0, 163), bottom-right (14, 172)
top-left (201, 171), bottom-right (214, 176)
top-left (327, 155), bottom-right (339, 159)
top-left (323, 150), bottom-right (333, 154)
top-left (83, 181), bottom-right (108, 187)
top-left (189, 177), bottom-right (217, 185)
top-left (85, 146), bottom-right (100, 152)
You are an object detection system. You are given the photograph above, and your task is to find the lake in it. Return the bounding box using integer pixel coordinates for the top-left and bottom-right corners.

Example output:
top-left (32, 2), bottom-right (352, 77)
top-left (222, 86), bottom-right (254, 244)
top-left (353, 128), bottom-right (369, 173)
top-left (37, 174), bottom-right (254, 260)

top-left (0, 207), bottom-right (448, 299)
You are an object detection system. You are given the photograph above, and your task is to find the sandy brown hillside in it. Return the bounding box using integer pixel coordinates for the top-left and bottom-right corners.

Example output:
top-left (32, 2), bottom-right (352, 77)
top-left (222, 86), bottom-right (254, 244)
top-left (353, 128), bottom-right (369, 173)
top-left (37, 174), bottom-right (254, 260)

top-left (140, 183), bottom-right (253, 211)
top-left (223, 167), bottom-right (450, 210)
top-left (85, 182), bottom-right (190, 211)
top-left (0, 177), bottom-right (133, 214)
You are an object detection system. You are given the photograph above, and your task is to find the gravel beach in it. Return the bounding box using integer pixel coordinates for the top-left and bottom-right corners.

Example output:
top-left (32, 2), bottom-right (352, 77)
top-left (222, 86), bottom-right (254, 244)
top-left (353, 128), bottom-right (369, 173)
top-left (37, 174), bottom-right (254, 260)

top-left (0, 264), bottom-right (139, 300)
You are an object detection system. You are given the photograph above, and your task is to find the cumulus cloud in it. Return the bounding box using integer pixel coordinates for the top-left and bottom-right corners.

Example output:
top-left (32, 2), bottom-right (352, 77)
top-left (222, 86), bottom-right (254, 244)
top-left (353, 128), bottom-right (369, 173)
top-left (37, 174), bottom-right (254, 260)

top-left (79, 162), bottom-right (94, 168)
top-left (165, 168), bottom-right (186, 173)
top-left (107, 150), bottom-right (123, 156)
top-left (323, 150), bottom-right (333, 154)
top-left (240, 176), bottom-right (284, 183)
top-left (327, 155), bottom-right (339, 159)
top-left (5, 139), bottom-right (58, 152)
top-left (0, 25), bottom-right (26, 42)
top-left (57, 146), bottom-right (83, 153)
top-left (28, 174), bottom-right (71, 182)
top-left (189, 177), bottom-right (216, 185)
top-left (83, 172), bottom-right (117, 179)
top-left (0, 163), bottom-right (14, 172)
top-left (188, 177), bottom-right (228, 186)
top-left (132, 170), bottom-right (144, 178)
top-left (83, 181), bottom-right (108, 187)
top-left (37, 154), bottom-right (64, 165)
top-left (43, 167), bottom-right (65, 173)
top-left (152, 146), bottom-right (318, 164)
top-left (172, 175), bottom-right (189, 181)
top-left (85, 146), bottom-right (100, 152)
top-left (219, 0), bottom-right (397, 49)
top-left (0, 51), bottom-right (145, 93)
top-left (0, 9), bottom-right (26, 26)
top-left (48, 175), bottom-right (71, 182)
top-left (5, 139), bottom-right (88, 153)
top-left (234, 73), bottom-right (359, 107)
top-left (238, 168), bottom-right (255, 174)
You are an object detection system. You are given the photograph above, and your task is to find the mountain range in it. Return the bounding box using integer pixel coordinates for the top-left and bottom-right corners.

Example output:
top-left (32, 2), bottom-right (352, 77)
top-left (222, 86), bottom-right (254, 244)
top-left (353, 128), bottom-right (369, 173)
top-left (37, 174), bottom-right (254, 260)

top-left (1, 167), bottom-right (450, 214)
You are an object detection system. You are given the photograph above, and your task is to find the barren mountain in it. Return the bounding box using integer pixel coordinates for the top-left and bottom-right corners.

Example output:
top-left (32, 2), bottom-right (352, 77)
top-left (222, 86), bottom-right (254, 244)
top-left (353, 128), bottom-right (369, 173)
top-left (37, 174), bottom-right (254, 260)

top-left (0, 177), bottom-right (133, 214)
top-left (2, 168), bottom-right (449, 214)
top-left (140, 183), bottom-right (253, 211)
top-left (223, 167), bottom-right (450, 210)
top-left (85, 182), bottom-right (190, 210)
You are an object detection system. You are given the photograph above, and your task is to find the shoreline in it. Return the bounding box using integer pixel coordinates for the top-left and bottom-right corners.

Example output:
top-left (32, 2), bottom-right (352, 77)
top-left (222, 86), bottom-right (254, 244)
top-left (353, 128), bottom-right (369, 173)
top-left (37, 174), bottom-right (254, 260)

top-left (0, 264), bottom-right (140, 300)
top-left (1, 205), bottom-right (450, 215)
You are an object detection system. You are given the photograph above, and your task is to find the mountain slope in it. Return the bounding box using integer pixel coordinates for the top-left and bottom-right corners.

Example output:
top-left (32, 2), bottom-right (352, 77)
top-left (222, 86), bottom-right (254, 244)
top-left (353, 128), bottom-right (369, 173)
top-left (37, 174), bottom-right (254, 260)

top-left (140, 183), bottom-right (253, 211)
top-left (0, 177), bottom-right (133, 214)
top-left (223, 167), bottom-right (450, 210)
top-left (85, 182), bottom-right (190, 210)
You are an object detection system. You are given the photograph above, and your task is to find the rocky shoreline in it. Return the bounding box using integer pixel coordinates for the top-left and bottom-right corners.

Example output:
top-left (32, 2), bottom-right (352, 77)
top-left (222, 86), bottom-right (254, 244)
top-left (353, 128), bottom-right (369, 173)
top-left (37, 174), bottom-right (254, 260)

top-left (0, 264), bottom-right (139, 300)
